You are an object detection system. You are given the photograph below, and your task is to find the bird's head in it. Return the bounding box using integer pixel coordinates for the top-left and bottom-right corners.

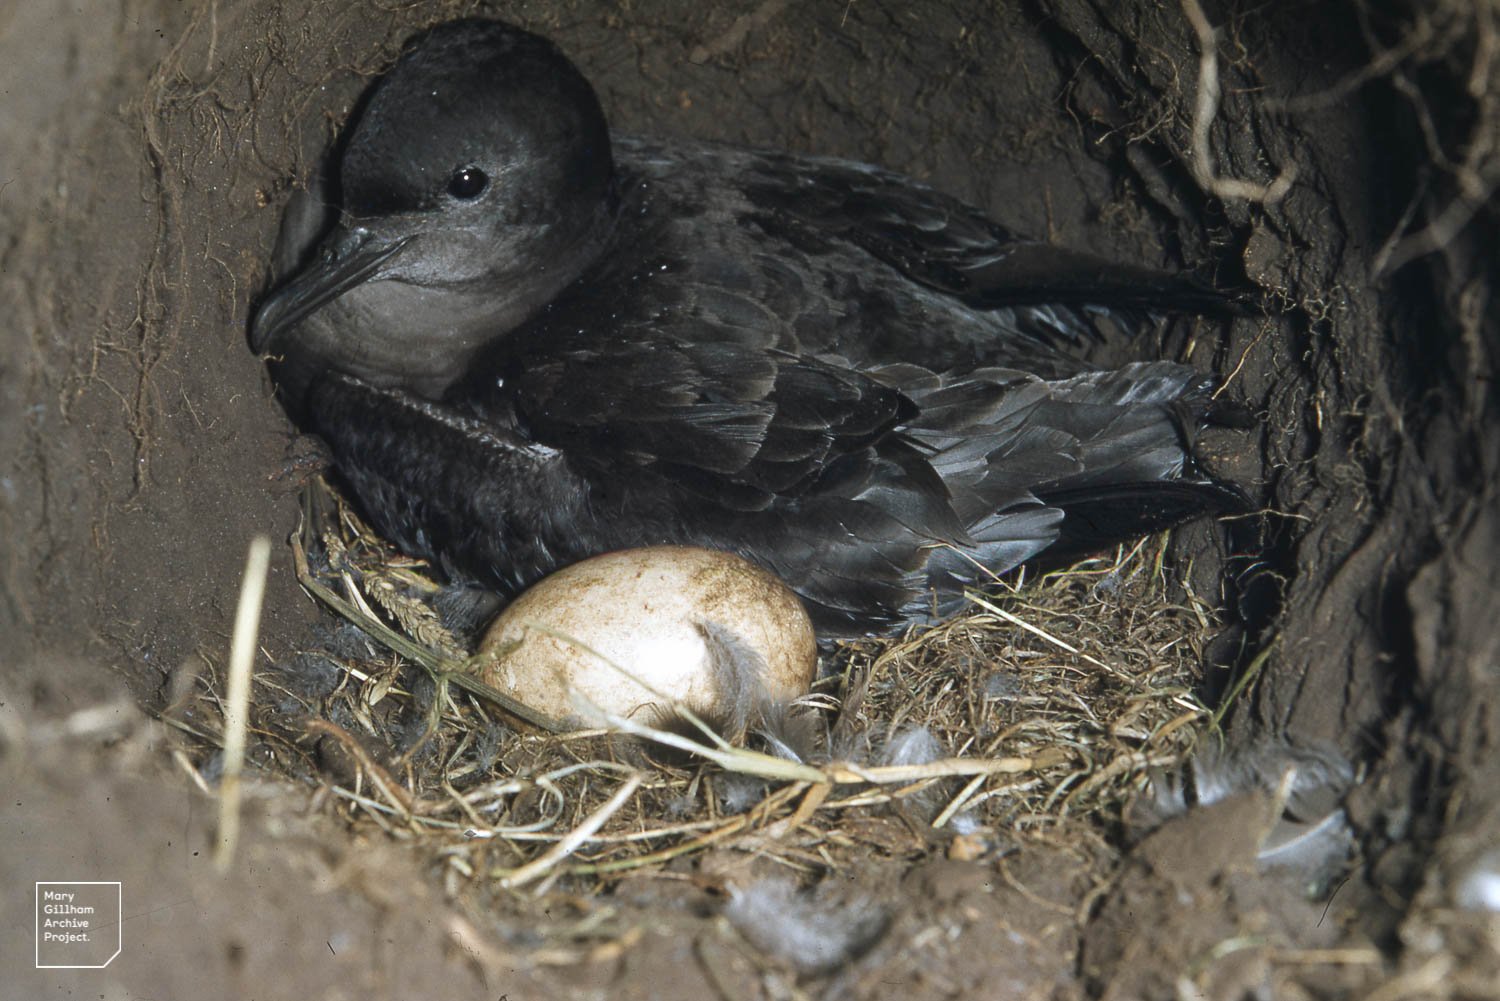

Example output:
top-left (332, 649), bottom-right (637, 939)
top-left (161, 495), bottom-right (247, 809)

top-left (251, 19), bottom-right (615, 400)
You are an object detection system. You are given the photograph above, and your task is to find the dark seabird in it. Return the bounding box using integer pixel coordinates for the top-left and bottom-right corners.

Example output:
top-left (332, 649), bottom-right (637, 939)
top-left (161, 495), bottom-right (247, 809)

top-left (250, 18), bottom-right (1246, 636)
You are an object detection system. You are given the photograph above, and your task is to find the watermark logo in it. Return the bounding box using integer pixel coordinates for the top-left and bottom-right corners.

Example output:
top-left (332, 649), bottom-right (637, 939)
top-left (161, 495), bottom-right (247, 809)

top-left (35, 882), bottom-right (121, 968)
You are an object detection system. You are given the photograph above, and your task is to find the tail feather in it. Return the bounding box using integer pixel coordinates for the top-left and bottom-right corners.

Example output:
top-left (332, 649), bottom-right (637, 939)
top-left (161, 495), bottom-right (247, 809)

top-left (889, 361), bottom-right (1241, 607)
top-left (1036, 480), bottom-right (1248, 564)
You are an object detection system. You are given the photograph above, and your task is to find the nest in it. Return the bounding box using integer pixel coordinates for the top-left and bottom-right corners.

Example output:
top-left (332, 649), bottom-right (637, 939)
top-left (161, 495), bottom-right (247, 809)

top-left (169, 476), bottom-right (1223, 901)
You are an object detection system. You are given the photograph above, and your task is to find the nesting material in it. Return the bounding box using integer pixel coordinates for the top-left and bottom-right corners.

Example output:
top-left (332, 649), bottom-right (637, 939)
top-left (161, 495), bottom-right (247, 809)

top-left (207, 479), bottom-right (1221, 908)
top-left (475, 546), bottom-right (818, 732)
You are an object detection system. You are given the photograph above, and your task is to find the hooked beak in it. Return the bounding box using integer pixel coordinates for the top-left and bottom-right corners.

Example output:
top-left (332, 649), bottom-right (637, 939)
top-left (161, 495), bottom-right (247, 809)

top-left (249, 227), bottom-right (412, 355)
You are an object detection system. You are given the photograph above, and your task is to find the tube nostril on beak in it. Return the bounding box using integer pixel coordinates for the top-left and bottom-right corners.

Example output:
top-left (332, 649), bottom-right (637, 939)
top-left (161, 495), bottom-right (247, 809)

top-left (327, 227), bottom-right (369, 261)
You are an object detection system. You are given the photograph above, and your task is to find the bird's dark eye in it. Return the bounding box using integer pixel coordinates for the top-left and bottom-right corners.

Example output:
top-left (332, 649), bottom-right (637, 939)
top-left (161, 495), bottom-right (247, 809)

top-left (447, 167), bottom-right (489, 200)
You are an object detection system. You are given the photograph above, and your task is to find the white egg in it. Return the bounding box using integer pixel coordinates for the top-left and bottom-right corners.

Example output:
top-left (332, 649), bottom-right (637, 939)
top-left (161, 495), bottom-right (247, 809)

top-left (476, 546), bottom-right (817, 732)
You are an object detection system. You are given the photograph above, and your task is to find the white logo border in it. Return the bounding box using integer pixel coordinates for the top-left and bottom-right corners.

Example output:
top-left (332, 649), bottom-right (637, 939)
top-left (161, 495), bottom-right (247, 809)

top-left (34, 881), bottom-right (123, 969)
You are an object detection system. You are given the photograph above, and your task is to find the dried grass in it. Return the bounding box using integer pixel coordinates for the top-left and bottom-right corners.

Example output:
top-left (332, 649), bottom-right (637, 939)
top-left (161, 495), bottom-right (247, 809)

top-left (173, 476), bottom-right (1223, 898)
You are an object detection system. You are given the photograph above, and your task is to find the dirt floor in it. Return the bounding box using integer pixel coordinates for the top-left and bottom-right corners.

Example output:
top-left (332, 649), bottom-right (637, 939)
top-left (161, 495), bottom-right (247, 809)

top-left (3, 0), bottom-right (1498, 998)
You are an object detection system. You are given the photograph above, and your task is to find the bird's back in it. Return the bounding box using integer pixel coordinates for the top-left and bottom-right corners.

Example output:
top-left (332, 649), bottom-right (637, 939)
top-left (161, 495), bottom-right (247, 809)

top-left (394, 136), bottom-right (1245, 634)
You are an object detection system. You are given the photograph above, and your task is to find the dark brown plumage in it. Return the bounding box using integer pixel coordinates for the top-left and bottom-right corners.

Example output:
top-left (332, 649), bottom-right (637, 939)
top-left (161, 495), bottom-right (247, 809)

top-left (251, 18), bottom-right (1246, 635)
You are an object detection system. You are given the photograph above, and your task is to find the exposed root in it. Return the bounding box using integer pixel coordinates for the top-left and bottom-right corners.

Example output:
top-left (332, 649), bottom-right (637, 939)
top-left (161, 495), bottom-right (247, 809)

top-left (1179, 0), bottom-right (1297, 205)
